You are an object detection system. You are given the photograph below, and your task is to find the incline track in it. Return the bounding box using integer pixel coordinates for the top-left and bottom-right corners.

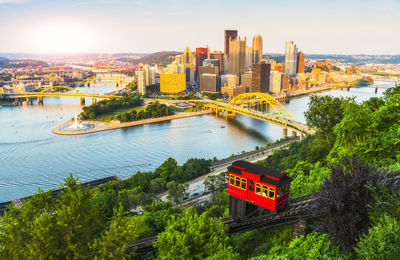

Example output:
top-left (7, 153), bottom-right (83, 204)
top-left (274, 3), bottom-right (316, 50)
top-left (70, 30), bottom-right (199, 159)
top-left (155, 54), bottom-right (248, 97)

top-left (125, 193), bottom-right (318, 255)
top-left (125, 172), bottom-right (400, 255)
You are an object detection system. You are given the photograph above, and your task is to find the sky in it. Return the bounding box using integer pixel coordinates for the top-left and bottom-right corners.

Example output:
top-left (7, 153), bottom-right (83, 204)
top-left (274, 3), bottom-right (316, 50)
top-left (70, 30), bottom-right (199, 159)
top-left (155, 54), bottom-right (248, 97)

top-left (0, 0), bottom-right (399, 54)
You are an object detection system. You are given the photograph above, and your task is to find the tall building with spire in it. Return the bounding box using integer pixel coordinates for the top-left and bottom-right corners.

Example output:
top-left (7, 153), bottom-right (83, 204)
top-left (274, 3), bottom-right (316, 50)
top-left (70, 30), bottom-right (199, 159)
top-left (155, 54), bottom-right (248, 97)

top-left (297, 51), bottom-right (305, 74)
top-left (182, 46), bottom-right (195, 85)
top-left (224, 30), bottom-right (238, 57)
top-left (228, 37), bottom-right (246, 76)
top-left (284, 41), bottom-right (298, 76)
top-left (252, 35), bottom-right (263, 64)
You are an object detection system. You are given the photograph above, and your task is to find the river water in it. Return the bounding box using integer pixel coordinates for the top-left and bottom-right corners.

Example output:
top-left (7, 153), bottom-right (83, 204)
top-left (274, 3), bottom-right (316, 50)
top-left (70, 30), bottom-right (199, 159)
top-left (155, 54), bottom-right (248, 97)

top-left (0, 82), bottom-right (393, 201)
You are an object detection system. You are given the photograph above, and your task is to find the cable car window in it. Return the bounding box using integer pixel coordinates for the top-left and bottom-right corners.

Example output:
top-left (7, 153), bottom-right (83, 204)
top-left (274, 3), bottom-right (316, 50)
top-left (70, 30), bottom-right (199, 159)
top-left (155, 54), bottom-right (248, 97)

top-left (229, 175), bottom-right (234, 185)
top-left (241, 178), bottom-right (247, 189)
top-left (262, 185), bottom-right (268, 197)
top-left (250, 180), bottom-right (254, 184)
top-left (255, 183), bottom-right (261, 195)
top-left (249, 184), bottom-right (254, 191)
top-left (235, 177), bottom-right (241, 187)
top-left (269, 187), bottom-right (275, 199)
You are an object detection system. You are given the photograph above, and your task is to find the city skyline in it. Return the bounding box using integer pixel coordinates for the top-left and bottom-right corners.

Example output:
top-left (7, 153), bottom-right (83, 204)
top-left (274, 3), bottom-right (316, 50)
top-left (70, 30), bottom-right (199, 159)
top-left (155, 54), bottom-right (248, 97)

top-left (0, 0), bottom-right (399, 54)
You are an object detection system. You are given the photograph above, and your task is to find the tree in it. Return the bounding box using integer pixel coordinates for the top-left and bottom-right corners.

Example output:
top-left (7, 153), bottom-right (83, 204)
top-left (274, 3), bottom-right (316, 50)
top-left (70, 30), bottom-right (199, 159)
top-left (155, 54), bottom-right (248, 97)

top-left (92, 205), bottom-right (150, 260)
top-left (142, 201), bottom-right (184, 234)
top-left (355, 215), bottom-right (400, 260)
top-left (154, 208), bottom-right (230, 259)
top-left (0, 175), bottom-right (104, 259)
top-left (166, 181), bottom-right (189, 204)
top-left (312, 156), bottom-right (384, 251)
top-left (304, 95), bottom-right (352, 144)
top-left (204, 172), bottom-right (227, 200)
top-left (256, 232), bottom-right (342, 260)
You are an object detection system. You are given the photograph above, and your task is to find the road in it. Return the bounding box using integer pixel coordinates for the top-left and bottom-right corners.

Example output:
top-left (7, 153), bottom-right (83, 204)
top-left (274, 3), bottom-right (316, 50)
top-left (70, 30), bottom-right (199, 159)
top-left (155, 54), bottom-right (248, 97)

top-left (159, 138), bottom-right (298, 202)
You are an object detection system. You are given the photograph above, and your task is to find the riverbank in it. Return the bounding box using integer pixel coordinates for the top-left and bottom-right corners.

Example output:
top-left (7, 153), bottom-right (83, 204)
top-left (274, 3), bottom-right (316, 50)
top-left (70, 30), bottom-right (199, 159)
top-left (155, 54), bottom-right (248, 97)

top-left (52, 110), bottom-right (213, 135)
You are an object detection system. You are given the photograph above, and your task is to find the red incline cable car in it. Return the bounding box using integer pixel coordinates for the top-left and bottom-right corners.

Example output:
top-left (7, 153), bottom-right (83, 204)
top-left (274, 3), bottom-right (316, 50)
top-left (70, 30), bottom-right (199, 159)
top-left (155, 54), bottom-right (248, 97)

top-left (228, 160), bottom-right (292, 221)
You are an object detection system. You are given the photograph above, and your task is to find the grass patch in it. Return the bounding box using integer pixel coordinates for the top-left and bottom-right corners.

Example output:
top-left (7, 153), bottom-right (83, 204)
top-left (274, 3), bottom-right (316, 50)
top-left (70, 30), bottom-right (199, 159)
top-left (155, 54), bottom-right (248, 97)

top-left (93, 106), bottom-right (146, 122)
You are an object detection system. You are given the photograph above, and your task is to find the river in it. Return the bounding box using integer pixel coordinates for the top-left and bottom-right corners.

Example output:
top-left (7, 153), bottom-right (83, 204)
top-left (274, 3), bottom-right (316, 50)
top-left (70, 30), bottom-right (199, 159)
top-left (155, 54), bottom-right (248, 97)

top-left (0, 82), bottom-right (394, 202)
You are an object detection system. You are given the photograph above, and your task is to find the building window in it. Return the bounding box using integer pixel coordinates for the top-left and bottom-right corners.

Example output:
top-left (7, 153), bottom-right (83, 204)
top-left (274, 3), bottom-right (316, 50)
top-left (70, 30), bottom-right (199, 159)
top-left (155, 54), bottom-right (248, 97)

top-left (229, 174), bottom-right (235, 185)
top-left (269, 187), bottom-right (276, 199)
top-left (241, 178), bottom-right (247, 189)
top-left (262, 185), bottom-right (268, 197)
top-left (235, 177), bottom-right (241, 187)
top-left (255, 183), bottom-right (261, 195)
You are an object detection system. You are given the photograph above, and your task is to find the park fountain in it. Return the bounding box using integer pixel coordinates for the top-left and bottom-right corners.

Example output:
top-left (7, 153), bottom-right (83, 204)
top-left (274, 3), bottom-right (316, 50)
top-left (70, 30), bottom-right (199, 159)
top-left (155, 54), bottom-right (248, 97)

top-left (61, 112), bottom-right (94, 131)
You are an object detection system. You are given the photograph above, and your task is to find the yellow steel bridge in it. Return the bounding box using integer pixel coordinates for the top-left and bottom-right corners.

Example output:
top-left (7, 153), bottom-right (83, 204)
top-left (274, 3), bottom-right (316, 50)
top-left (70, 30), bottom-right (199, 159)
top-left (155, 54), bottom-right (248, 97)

top-left (11, 86), bottom-right (122, 105)
top-left (199, 93), bottom-right (315, 137)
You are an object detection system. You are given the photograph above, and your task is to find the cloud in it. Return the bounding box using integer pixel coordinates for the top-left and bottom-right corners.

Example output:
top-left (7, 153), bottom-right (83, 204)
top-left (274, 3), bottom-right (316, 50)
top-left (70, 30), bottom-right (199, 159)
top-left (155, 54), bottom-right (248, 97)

top-left (0, 0), bottom-right (30, 4)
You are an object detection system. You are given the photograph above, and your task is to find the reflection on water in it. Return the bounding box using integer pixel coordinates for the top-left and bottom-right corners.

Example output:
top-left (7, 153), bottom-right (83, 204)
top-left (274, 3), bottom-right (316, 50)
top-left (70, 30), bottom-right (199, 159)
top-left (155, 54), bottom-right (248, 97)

top-left (0, 84), bottom-right (390, 201)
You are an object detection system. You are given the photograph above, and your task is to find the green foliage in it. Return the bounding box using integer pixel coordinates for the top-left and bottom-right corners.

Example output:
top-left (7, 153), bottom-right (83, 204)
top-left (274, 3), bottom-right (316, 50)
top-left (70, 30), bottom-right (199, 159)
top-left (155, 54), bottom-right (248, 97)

top-left (258, 140), bottom-right (303, 170)
top-left (154, 208), bottom-right (230, 259)
top-left (304, 95), bottom-right (353, 144)
top-left (0, 175), bottom-right (104, 259)
top-left (331, 93), bottom-right (400, 166)
top-left (205, 247), bottom-right (241, 260)
top-left (127, 80), bottom-right (137, 91)
top-left (201, 191), bottom-right (229, 219)
top-left (368, 184), bottom-right (400, 225)
top-left (116, 101), bottom-right (174, 123)
top-left (81, 93), bottom-right (143, 119)
top-left (94, 157), bottom-right (211, 217)
top-left (142, 201), bottom-right (184, 235)
top-left (166, 180), bottom-right (189, 204)
top-left (92, 205), bottom-right (151, 259)
top-left (355, 215), bottom-right (400, 260)
top-left (204, 171), bottom-right (228, 200)
top-left (255, 232), bottom-right (343, 260)
top-left (204, 92), bottom-right (223, 100)
top-left (231, 225), bottom-right (293, 259)
top-left (287, 161), bottom-right (330, 198)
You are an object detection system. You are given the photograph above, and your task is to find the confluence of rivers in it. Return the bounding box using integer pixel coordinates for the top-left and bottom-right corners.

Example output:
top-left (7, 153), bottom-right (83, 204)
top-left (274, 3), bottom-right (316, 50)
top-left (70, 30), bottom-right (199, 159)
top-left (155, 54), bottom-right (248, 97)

top-left (0, 82), bottom-right (393, 201)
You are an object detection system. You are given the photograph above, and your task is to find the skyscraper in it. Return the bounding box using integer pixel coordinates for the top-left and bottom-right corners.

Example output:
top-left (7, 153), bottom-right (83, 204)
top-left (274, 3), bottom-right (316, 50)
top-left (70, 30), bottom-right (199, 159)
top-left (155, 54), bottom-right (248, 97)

top-left (228, 37), bottom-right (246, 76)
top-left (251, 62), bottom-right (270, 93)
top-left (224, 30), bottom-right (238, 57)
top-left (210, 51), bottom-right (224, 73)
top-left (245, 46), bottom-right (253, 72)
top-left (182, 46), bottom-right (195, 85)
top-left (136, 69), bottom-right (146, 94)
top-left (252, 35), bottom-right (263, 64)
top-left (195, 47), bottom-right (209, 81)
top-left (284, 41), bottom-right (298, 76)
top-left (297, 51), bottom-right (305, 74)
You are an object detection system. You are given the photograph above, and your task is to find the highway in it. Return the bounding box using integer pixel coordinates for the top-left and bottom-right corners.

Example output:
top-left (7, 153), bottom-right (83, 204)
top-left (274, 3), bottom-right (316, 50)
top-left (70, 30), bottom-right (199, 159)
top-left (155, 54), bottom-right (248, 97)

top-left (159, 137), bottom-right (299, 202)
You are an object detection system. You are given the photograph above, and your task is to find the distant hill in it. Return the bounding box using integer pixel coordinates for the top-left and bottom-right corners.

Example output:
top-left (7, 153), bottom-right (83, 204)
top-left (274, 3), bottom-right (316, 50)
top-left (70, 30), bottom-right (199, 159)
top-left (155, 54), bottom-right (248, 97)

top-left (2, 59), bottom-right (48, 68)
top-left (118, 51), bottom-right (182, 66)
top-left (0, 57), bottom-right (9, 68)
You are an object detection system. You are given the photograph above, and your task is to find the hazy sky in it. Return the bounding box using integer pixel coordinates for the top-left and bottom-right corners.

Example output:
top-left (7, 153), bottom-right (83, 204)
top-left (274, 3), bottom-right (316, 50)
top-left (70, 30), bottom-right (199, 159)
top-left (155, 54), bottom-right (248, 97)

top-left (0, 0), bottom-right (399, 54)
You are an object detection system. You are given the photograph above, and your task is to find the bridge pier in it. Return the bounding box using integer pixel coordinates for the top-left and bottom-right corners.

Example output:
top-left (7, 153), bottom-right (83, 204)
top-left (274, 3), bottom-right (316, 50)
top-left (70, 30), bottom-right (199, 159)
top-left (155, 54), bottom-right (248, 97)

top-left (283, 128), bottom-right (288, 138)
top-left (80, 97), bottom-right (85, 106)
top-left (292, 131), bottom-right (297, 138)
top-left (37, 96), bottom-right (43, 105)
top-left (92, 98), bottom-right (97, 104)
top-left (300, 133), bottom-right (304, 141)
top-left (225, 110), bottom-right (235, 119)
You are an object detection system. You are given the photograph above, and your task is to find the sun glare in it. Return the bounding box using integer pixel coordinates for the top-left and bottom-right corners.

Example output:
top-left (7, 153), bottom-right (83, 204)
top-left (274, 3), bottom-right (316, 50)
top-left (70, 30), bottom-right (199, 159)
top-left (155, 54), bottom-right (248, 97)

top-left (31, 22), bottom-right (94, 53)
